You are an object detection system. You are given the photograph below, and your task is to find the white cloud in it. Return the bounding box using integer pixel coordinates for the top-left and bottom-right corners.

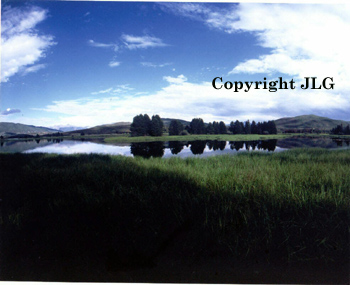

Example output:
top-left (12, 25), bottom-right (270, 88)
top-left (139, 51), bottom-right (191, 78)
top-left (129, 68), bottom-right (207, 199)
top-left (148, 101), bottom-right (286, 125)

top-left (121, 34), bottom-right (168, 50)
top-left (28, 72), bottom-right (349, 128)
top-left (161, 3), bottom-right (350, 93)
top-left (22, 63), bottom-right (47, 75)
top-left (1, 6), bottom-right (55, 83)
top-left (88, 39), bottom-right (119, 52)
top-left (141, 62), bottom-right (172, 68)
top-left (91, 88), bottom-right (113, 95)
top-left (163, 74), bottom-right (187, 84)
top-left (91, 85), bottom-right (134, 95)
top-left (109, 61), bottom-right (121, 67)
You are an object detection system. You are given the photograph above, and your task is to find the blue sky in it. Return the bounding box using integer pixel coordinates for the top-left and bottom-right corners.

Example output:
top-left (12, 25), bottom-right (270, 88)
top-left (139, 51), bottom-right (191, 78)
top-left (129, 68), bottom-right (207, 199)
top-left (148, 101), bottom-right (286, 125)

top-left (1, 1), bottom-right (350, 128)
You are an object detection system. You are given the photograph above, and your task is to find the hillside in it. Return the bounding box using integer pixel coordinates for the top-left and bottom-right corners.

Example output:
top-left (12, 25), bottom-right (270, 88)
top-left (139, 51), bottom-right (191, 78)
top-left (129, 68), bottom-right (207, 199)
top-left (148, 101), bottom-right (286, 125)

top-left (66, 118), bottom-right (192, 135)
top-left (0, 122), bottom-right (57, 137)
top-left (66, 122), bottom-right (132, 135)
top-left (275, 114), bottom-right (350, 132)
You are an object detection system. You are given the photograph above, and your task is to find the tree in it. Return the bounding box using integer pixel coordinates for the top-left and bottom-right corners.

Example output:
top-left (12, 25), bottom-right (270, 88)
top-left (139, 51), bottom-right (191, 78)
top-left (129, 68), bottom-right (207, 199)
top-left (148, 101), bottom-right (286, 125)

top-left (251, 120), bottom-right (258, 134)
top-left (189, 118), bottom-right (206, 134)
top-left (149, 115), bottom-right (163, 136)
top-left (169, 120), bottom-right (184, 136)
top-left (230, 120), bottom-right (243, 134)
top-left (206, 122), bottom-right (214, 134)
top-left (130, 114), bottom-right (151, 136)
top-left (244, 120), bottom-right (251, 134)
top-left (219, 121), bottom-right (227, 134)
top-left (228, 121), bottom-right (235, 134)
top-left (267, 120), bottom-right (277, 134)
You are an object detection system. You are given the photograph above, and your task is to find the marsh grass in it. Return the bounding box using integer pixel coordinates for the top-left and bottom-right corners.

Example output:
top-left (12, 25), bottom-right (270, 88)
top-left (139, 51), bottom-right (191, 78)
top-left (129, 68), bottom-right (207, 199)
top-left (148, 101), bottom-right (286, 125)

top-left (0, 149), bottom-right (349, 281)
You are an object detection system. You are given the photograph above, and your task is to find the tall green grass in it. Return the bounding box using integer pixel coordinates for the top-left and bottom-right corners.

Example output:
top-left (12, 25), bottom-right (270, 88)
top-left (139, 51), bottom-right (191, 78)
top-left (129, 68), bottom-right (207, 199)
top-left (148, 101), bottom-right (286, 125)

top-left (1, 149), bottom-right (349, 281)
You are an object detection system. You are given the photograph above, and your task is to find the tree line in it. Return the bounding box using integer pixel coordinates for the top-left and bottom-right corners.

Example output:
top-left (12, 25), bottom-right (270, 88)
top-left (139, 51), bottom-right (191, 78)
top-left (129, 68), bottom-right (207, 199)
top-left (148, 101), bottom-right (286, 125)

top-left (130, 114), bottom-right (277, 137)
top-left (331, 124), bottom-right (350, 135)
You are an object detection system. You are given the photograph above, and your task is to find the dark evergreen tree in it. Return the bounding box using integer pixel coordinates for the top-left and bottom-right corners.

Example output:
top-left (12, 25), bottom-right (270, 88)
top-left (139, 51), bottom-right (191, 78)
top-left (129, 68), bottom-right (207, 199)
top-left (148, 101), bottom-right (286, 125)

top-left (240, 122), bottom-right (245, 134)
top-left (206, 122), bottom-right (214, 134)
top-left (231, 120), bottom-right (242, 134)
top-left (212, 121), bottom-right (218, 134)
top-left (244, 120), bottom-right (251, 134)
top-left (219, 121), bottom-right (227, 134)
top-left (228, 121), bottom-right (235, 134)
top-left (267, 120), bottom-right (277, 134)
top-left (251, 120), bottom-right (258, 134)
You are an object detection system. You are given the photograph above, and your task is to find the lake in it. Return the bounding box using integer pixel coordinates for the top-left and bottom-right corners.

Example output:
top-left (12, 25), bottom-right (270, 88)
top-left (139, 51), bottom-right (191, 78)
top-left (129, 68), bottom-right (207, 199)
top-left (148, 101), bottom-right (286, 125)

top-left (1, 137), bottom-right (349, 158)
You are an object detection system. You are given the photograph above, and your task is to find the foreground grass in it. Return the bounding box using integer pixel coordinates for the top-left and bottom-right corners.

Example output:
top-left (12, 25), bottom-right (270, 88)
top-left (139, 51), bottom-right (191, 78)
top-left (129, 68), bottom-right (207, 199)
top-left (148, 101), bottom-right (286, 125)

top-left (1, 149), bottom-right (349, 281)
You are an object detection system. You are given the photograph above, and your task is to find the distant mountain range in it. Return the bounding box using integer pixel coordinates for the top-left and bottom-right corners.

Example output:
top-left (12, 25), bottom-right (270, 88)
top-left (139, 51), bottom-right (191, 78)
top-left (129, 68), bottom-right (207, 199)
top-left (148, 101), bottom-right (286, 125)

top-left (0, 122), bottom-right (58, 137)
top-left (1, 115), bottom-right (349, 137)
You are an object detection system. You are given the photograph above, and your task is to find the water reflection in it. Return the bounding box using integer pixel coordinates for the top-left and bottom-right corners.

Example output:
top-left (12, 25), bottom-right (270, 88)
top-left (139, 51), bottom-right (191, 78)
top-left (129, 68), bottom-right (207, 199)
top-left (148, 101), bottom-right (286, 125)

top-left (0, 137), bottom-right (349, 157)
top-left (130, 142), bottom-right (164, 158)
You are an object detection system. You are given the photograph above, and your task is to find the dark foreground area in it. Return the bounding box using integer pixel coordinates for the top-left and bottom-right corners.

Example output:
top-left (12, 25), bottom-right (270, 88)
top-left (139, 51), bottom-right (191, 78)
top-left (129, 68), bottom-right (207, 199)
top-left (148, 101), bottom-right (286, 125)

top-left (0, 150), bottom-right (349, 283)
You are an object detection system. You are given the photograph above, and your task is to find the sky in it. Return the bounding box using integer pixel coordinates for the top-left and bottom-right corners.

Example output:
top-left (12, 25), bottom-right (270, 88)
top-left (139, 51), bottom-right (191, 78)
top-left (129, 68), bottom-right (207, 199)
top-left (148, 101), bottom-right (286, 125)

top-left (1, 0), bottom-right (350, 128)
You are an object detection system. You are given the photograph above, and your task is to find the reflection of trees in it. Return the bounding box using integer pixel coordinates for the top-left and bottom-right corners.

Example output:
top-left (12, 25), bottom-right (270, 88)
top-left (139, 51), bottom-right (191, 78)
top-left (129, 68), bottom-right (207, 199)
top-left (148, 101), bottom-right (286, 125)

top-left (245, 142), bottom-right (251, 151)
top-left (229, 140), bottom-right (277, 152)
top-left (53, 139), bottom-right (63, 143)
top-left (169, 141), bottom-right (184, 155)
top-left (130, 142), bottom-right (164, 158)
top-left (0, 142), bottom-right (3, 147)
top-left (207, 140), bottom-right (226, 151)
top-left (35, 139), bottom-right (40, 144)
top-left (190, 140), bottom-right (207, 155)
top-left (251, 141), bottom-right (258, 150)
top-left (231, 141), bottom-right (244, 151)
top-left (259, 139), bottom-right (277, 151)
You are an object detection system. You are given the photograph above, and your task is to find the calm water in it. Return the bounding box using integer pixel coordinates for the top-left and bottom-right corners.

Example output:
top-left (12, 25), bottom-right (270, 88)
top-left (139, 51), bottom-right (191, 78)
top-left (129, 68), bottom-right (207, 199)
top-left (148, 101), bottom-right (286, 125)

top-left (1, 137), bottom-right (349, 158)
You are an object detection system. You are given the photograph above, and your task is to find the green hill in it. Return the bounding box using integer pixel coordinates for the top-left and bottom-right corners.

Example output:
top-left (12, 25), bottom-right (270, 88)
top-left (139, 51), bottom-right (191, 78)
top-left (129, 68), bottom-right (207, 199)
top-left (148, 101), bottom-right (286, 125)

top-left (66, 118), bottom-right (192, 135)
top-left (275, 114), bottom-right (350, 132)
top-left (0, 122), bottom-right (57, 137)
top-left (66, 122), bottom-right (132, 135)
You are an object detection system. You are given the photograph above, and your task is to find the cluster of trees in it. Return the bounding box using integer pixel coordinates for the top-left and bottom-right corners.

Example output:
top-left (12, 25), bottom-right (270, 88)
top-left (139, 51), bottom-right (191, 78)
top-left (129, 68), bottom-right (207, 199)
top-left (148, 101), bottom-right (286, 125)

top-left (131, 114), bottom-right (278, 137)
top-left (130, 114), bottom-right (164, 137)
top-left (171, 118), bottom-right (277, 135)
top-left (228, 120), bottom-right (277, 135)
top-left (331, 124), bottom-right (350, 135)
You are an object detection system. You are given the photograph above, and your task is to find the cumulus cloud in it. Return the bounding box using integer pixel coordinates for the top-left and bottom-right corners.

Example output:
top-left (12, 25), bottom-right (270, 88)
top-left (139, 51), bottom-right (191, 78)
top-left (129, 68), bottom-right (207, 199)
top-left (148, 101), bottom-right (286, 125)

top-left (1, 108), bottom-right (21, 115)
top-left (32, 70), bottom-right (349, 127)
top-left (161, 3), bottom-right (350, 92)
top-left (1, 6), bottom-right (55, 83)
top-left (121, 34), bottom-right (168, 50)
top-left (163, 74), bottom-right (187, 84)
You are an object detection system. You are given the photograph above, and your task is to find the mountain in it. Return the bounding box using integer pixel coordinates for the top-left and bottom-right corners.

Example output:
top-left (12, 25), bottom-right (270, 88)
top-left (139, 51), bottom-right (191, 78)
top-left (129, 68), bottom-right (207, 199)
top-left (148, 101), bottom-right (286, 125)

top-left (0, 122), bottom-right (58, 137)
top-left (50, 125), bottom-right (87, 132)
top-left (66, 118), bottom-right (192, 135)
top-left (66, 122), bottom-right (132, 135)
top-left (275, 114), bottom-right (350, 132)
top-left (161, 118), bottom-right (191, 127)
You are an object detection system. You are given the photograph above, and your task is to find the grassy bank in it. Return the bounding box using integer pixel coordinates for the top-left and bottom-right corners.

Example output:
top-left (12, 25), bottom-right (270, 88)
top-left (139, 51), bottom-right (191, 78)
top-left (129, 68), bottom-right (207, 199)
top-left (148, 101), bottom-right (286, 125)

top-left (104, 133), bottom-right (293, 143)
top-left (1, 149), bottom-right (349, 282)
